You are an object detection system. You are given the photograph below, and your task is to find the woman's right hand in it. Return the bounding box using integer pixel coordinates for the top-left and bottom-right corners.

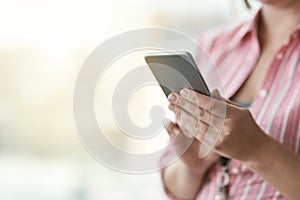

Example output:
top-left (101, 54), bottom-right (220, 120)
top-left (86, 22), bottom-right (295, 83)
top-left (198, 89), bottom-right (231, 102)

top-left (162, 120), bottom-right (219, 199)
top-left (164, 119), bottom-right (219, 174)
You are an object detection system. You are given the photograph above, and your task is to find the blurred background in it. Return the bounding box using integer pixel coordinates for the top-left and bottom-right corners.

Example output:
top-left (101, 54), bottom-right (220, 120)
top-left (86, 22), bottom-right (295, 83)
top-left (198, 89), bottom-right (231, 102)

top-left (0, 0), bottom-right (259, 199)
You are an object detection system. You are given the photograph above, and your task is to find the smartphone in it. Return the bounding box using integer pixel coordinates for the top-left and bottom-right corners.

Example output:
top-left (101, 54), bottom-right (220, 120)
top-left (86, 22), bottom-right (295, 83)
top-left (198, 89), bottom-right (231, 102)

top-left (145, 51), bottom-right (210, 97)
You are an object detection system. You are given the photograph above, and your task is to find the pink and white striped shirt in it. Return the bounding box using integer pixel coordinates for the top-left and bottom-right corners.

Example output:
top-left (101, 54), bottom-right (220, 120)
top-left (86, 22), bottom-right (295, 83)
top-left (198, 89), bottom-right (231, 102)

top-left (161, 11), bottom-right (300, 200)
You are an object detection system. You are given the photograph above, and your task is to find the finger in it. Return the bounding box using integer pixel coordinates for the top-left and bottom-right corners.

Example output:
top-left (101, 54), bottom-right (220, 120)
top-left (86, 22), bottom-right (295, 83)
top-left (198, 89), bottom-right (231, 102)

top-left (164, 119), bottom-right (195, 154)
top-left (171, 95), bottom-right (205, 118)
top-left (170, 104), bottom-right (220, 138)
top-left (194, 120), bottom-right (210, 143)
top-left (169, 93), bottom-right (214, 119)
top-left (179, 89), bottom-right (211, 109)
top-left (168, 104), bottom-right (191, 138)
top-left (169, 104), bottom-right (197, 137)
top-left (179, 111), bottom-right (219, 143)
top-left (168, 92), bottom-right (178, 103)
top-left (211, 89), bottom-right (245, 120)
top-left (164, 119), bottom-right (190, 140)
top-left (175, 114), bottom-right (216, 150)
top-left (166, 111), bottom-right (221, 157)
top-left (171, 127), bottom-right (195, 156)
top-left (169, 101), bottom-right (225, 132)
top-left (164, 119), bottom-right (179, 140)
top-left (211, 89), bottom-right (242, 108)
top-left (179, 89), bottom-right (228, 118)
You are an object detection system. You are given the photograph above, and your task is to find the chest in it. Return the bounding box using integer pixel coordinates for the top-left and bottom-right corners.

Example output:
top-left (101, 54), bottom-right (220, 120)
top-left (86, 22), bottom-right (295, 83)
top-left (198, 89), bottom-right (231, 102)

top-left (231, 45), bottom-right (282, 102)
top-left (210, 40), bottom-right (300, 152)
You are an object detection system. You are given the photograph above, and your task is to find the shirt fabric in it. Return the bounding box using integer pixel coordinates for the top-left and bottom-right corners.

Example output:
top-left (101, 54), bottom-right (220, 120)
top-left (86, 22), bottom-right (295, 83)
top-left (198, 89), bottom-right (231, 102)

top-left (160, 10), bottom-right (300, 200)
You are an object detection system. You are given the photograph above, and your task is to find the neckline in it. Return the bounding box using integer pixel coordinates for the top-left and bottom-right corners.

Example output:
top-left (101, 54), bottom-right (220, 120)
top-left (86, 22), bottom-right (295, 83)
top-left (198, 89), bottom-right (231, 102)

top-left (230, 98), bottom-right (252, 108)
top-left (234, 100), bottom-right (252, 108)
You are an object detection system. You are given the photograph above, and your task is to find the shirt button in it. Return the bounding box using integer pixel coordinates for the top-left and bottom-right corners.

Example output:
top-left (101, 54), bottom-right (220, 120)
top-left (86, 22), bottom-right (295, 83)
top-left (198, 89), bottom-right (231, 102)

top-left (231, 167), bottom-right (240, 175)
top-left (276, 53), bottom-right (283, 60)
top-left (259, 89), bottom-right (267, 98)
top-left (241, 164), bottom-right (247, 172)
top-left (214, 194), bottom-right (222, 200)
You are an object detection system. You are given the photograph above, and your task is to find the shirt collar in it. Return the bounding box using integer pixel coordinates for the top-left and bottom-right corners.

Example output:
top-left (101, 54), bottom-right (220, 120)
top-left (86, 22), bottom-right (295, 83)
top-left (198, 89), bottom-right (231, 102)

top-left (239, 9), bottom-right (300, 42)
top-left (226, 10), bottom-right (261, 50)
top-left (242, 9), bottom-right (261, 37)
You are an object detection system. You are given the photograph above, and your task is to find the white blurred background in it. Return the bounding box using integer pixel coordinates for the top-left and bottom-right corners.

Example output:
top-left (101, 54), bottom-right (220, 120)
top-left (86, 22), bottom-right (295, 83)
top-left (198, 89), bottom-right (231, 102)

top-left (0, 0), bottom-right (258, 199)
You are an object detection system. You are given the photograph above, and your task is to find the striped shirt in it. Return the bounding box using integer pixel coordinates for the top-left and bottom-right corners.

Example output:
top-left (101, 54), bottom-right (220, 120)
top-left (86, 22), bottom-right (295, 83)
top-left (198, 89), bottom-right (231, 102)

top-left (161, 10), bottom-right (300, 200)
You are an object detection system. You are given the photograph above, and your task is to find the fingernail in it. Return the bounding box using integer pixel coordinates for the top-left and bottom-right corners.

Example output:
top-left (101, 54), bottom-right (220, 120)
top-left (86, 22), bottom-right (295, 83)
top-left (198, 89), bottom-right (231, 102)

top-left (180, 89), bottom-right (188, 97)
top-left (168, 93), bottom-right (177, 102)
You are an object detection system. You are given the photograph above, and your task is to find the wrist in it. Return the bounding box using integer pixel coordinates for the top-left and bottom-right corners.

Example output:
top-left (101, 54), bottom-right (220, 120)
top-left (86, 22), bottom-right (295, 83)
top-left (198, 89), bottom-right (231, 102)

top-left (163, 158), bottom-right (209, 200)
top-left (178, 159), bottom-right (210, 177)
top-left (243, 129), bottom-right (272, 170)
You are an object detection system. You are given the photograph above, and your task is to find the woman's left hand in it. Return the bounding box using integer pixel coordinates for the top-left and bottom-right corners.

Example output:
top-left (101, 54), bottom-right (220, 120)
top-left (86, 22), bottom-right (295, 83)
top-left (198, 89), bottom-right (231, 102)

top-left (168, 89), bottom-right (268, 162)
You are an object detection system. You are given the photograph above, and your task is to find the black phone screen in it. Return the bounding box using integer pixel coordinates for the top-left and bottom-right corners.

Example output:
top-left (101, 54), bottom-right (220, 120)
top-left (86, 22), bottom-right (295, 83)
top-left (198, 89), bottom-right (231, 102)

top-left (145, 51), bottom-right (210, 97)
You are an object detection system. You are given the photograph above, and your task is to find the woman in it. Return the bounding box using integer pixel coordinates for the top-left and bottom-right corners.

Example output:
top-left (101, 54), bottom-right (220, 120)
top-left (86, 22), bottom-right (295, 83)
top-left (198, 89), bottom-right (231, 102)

top-left (162, 0), bottom-right (300, 199)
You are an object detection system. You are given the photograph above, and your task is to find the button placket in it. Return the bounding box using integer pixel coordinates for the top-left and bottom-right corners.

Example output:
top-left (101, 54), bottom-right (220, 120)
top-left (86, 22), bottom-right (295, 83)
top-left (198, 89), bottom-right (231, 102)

top-left (231, 167), bottom-right (240, 175)
top-left (276, 53), bottom-right (283, 60)
top-left (292, 33), bottom-right (299, 40)
top-left (258, 89), bottom-right (267, 98)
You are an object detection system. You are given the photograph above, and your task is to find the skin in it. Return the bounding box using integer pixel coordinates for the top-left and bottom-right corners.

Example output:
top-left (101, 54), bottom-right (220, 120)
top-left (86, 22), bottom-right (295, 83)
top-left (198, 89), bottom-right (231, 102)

top-left (163, 0), bottom-right (300, 199)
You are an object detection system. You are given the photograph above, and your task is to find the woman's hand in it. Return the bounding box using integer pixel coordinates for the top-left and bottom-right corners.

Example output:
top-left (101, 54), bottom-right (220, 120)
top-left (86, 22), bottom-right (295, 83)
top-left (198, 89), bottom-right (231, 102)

top-left (168, 89), bottom-right (267, 163)
top-left (164, 119), bottom-right (219, 174)
top-left (163, 120), bottom-right (219, 199)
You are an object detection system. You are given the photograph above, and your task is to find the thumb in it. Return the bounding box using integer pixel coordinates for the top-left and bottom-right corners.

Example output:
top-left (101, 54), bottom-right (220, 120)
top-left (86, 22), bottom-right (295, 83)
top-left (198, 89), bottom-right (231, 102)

top-left (211, 89), bottom-right (225, 100)
top-left (163, 119), bottom-right (178, 140)
top-left (211, 89), bottom-right (242, 107)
